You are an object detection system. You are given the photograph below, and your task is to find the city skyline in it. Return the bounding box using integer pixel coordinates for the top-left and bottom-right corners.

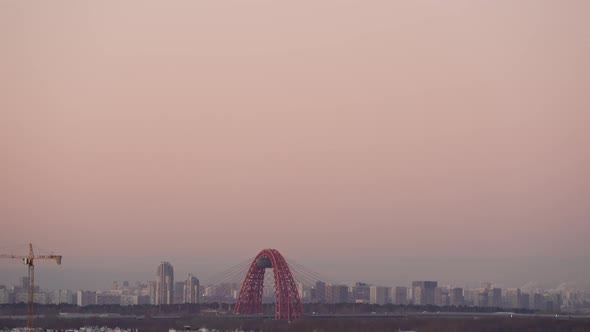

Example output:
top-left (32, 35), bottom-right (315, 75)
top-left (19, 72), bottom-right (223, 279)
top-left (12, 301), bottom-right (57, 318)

top-left (1, 261), bottom-right (585, 313)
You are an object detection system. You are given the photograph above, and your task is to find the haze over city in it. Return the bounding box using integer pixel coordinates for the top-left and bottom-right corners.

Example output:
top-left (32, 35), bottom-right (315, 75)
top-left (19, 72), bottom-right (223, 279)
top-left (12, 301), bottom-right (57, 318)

top-left (1, 0), bottom-right (589, 293)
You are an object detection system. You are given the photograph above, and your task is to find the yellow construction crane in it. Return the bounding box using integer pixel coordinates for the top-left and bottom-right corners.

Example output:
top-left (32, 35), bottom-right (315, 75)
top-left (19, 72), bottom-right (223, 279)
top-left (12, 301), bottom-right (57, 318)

top-left (0, 243), bottom-right (62, 332)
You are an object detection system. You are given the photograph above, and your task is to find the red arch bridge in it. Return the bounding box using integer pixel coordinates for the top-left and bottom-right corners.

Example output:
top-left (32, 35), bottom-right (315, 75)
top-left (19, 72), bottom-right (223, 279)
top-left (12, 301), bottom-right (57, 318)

top-left (200, 248), bottom-right (330, 321)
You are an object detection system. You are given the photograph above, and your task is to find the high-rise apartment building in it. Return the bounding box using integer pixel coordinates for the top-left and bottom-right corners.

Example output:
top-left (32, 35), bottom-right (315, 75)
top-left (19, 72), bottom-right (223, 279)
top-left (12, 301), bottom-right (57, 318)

top-left (147, 281), bottom-right (157, 304)
top-left (296, 281), bottom-right (312, 302)
top-left (184, 274), bottom-right (200, 304)
top-left (96, 292), bottom-right (121, 305)
top-left (412, 281), bottom-right (437, 305)
top-left (479, 283), bottom-right (501, 308)
top-left (476, 291), bottom-right (489, 307)
top-left (351, 282), bottom-right (370, 303)
top-left (173, 281), bottom-right (184, 304)
top-left (393, 286), bottom-right (408, 305)
top-left (313, 281), bottom-right (326, 303)
top-left (488, 288), bottom-right (502, 307)
top-left (434, 287), bottom-right (449, 306)
top-left (77, 290), bottom-right (96, 306)
top-left (533, 293), bottom-right (544, 310)
top-left (20, 277), bottom-right (29, 290)
top-left (156, 262), bottom-right (174, 305)
top-left (51, 290), bottom-right (73, 304)
top-left (450, 287), bottom-right (464, 306)
top-left (326, 284), bottom-right (349, 303)
top-left (369, 286), bottom-right (390, 305)
top-left (504, 288), bottom-right (522, 309)
top-left (521, 293), bottom-right (530, 309)
top-left (0, 286), bottom-right (14, 304)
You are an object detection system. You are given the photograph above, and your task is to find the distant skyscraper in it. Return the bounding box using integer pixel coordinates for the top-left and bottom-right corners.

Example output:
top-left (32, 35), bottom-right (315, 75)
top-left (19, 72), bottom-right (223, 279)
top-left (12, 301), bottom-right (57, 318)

top-left (96, 292), bottom-right (121, 305)
top-left (51, 290), bottom-right (73, 304)
top-left (184, 274), bottom-right (200, 304)
top-left (156, 262), bottom-right (174, 305)
top-left (369, 286), bottom-right (390, 305)
top-left (296, 281), bottom-right (312, 302)
top-left (326, 284), bottom-right (349, 304)
top-left (393, 286), bottom-right (408, 305)
top-left (533, 293), bottom-right (544, 310)
top-left (0, 287), bottom-right (13, 304)
top-left (434, 287), bottom-right (450, 306)
top-left (313, 281), bottom-right (326, 303)
top-left (480, 283), bottom-right (501, 308)
top-left (324, 284), bottom-right (333, 303)
top-left (351, 282), bottom-right (370, 303)
top-left (76, 290), bottom-right (96, 306)
top-left (173, 281), bottom-right (184, 304)
top-left (147, 280), bottom-right (157, 304)
top-left (488, 288), bottom-right (502, 307)
top-left (504, 288), bottom-right (522, 309)
top-left (412, 281), bottom-right (437, 305)
top-left (450, 287), bottom-right (464, 306)
top-left (521, 293), bottom-right (531, 309)
top-left (476, 290), bottom-right (489, 307)
top-left (20, 276), bottom-right (29, 290)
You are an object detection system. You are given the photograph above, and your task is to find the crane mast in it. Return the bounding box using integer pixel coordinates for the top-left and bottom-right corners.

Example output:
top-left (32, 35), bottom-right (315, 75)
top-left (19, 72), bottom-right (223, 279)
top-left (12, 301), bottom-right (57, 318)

top-left (0, 243), bottom-right (62, 332)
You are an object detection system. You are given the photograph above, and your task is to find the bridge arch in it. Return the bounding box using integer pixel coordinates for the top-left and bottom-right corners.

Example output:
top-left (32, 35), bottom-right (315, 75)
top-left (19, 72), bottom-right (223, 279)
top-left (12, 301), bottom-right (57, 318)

top-left (234, 249), bottom-right (303, 320)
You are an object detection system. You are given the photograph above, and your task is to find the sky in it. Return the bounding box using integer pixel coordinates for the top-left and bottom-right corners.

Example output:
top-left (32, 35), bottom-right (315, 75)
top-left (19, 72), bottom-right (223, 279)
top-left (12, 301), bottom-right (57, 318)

top-left (1, 1), bottom-right (589, 291)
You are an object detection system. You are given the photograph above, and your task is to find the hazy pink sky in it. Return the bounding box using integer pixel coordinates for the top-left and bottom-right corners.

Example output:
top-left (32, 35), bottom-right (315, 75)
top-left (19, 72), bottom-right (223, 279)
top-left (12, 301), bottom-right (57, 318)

top-left (1, 1), bottom-right (589, 289)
